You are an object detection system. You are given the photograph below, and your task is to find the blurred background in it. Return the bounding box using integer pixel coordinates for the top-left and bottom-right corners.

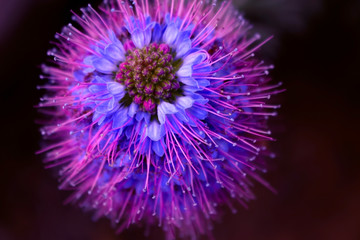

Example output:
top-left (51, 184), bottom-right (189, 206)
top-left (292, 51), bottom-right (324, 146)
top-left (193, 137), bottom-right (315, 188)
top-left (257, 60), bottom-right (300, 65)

top-left (0, 0), bottom-right (359, 239)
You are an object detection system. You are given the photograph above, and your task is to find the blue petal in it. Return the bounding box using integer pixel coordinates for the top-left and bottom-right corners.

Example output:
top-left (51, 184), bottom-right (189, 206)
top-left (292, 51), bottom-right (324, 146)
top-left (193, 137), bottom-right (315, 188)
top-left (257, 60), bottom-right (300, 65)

top-left (162, 23), bottom-right (179, 45)
top-left (152, 140), bottom-right (165, 157)
top-left (188, 107), bottom-right (208, 120)
top-left (112, 108), bottom-right (129, 129)
top-left (143, 112), bottom-right (151, 124)
top-left (107, 82), bottom-right (125, 96)
top-left (105, 43), bottom-right (125, 62)
top-left (83, 56), bottom-right (96, 73)
top-left (175, 30), bottom-right (191, 58)
top-left (166, 115), bottom-right (180, 133)
top-left (98, 75), bottom-right (112, 83)
top-left (176, 30), bottom-right (191, 44)
top-left (176, 39), bottom-right (192, 58)
top-left (84, 55), bottom-right (96, 65)
top-left (109, 30), bottom-right (121, 45)
top-left (143, 27), bottom-right (152, 46)
top-left (107, 97), bottom-right (117, 111)
top-left (165, 13), bottom-right (171, 24)
top-left (177, 64), bottom-right (192, 77)
top-left (145, 16), bottom-right (152, 25)
top-left (88, 84), bottom-right (107, 94)
top-left (93, 111), bottom-right (106, 125)
top-left (74, 70), bottom-right (85, 82)
top-left (136, 111), bottom-right (146, 122)
top-left (175, 109), bottom-right (189, 122)
top-left (92, 58), bottom-right (117, 74)
top-left (157, 102), bottom-right (178, 124)
top-left (94, 46), bottom-right (105, 56)
top-left (197, 79), bottom-right (211, 87)
top-left (96, 99), bottom-right (112, 113)
top-left (193, 65), bottom-right (211, 74)
top-left (178, 77), bottom-right (198, 86)
top-left (111, 128), bottom-right (123, 141)
top-left (174, 17), bottom-right (183, 29)
top-left (135, 111), bottom-right (151, 124)
top-left (152, 23), bottom-right (162, 42)
top-left (93, 75), bottom-right (106, 84)
top-left (128, 103), bottom-right (138, 118)
top-left (147, 121), bottom-right (164, 141)
top-left (125, 125), bottom-right (133, 139)
top-left (131, 28), bottom-right (144, 48)
top-left (183, 85), bottom-right (200, 94)
top-left (191, 93), bottom-right (209, 104)
top-left (183, 51), bottom-right (207, 66)
top-left (176, 96), bottom-right (194, 109)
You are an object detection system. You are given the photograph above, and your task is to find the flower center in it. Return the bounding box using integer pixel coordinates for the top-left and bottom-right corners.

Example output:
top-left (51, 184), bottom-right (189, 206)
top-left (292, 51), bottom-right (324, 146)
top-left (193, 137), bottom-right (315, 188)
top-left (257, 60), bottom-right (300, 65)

top-left (116, 43), bottom-right (183, 114)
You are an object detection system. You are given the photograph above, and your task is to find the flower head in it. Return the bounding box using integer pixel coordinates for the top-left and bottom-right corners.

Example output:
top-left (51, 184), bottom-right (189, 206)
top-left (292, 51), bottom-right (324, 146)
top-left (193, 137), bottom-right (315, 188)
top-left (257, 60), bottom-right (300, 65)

top-left (37, 0), bottom-right (283, 239)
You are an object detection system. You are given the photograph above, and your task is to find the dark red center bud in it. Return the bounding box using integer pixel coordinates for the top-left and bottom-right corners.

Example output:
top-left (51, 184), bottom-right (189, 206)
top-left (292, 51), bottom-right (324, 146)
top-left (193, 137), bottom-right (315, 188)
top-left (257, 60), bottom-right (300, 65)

top-left (116, 43), bottom-right (183, 114)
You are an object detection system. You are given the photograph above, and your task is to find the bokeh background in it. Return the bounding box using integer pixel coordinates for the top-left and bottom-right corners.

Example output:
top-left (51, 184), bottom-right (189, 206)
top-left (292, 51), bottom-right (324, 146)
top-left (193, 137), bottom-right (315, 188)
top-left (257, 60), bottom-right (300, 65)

top-left (0, 0), bottom-right (359, 239)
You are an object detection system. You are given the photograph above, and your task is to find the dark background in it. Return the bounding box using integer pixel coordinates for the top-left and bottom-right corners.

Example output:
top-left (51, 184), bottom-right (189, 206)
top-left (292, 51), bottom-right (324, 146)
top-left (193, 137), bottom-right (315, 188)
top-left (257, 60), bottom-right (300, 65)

top-left (0, 0), bottom-right (359, 239)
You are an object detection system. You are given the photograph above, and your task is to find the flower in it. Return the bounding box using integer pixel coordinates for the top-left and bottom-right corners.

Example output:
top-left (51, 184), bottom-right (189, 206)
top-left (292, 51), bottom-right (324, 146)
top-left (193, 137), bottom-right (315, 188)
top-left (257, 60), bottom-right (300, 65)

top-left (37, 1), bottom-right (283, 239)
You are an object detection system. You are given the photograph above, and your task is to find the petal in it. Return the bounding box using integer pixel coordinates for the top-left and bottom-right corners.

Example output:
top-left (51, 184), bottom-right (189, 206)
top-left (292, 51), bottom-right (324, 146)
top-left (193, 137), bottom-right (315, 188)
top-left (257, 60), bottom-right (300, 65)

top-left (147, 121), bottom-right (164, 141)
top-left (105, 44), bottom-right (125, 62)
top-left (135, 111), bottom-right (151, 124)
top-left (166, 115), bottom-right (180, 133)
top-left (74, 70), bottom-right (85, 82)
top-left (197, 79), bottom-right (210, 87)
top-left (96, 100), bottom-right (111, 113)
top-left (177, 64), bottom-right (192, 77)
top-left (131, 28), bottom-right (144, 48)
top-left (176, 39), bottom-right (192, 58)
top-left (178, 77), bottom-right (198, 86)
top-left (83, 56), bottom-right (96, 73)
top-left (143, 27), bottom-right (152, 46)
top-left (157, 102), bottom-right (178, 124)
top-left (93, 58), bottom-right (117, 74)
top-left (109, 30), bottom-right (121, 45)
top-left (162, 23), bottom-right (179, 45)
top-left (107, 82), bottom-right (125, 96)
top-left (183, 85), bottom-right (199, 94)
top-left (96, 75), bottom-right (111, 83)
top-left (88, 84), bottom-right (107, 94)
top-left (193, 65), bottom-right (211, 74)
top-left (191, 93), bottom-right (209, 104)
top-left (175, 110), bottom-right (189, 122)
top-left (165, 13), bottom-right (171, 24)
top-left (128, 103), bottom-right (138, 118)
top-left (183, 51), bottom-right (207, 66)
top-left (176, 30), bottom-right (191, 45)
top-left (188, 107), bottom-right (208, 120)
top-left (107, 97), bottom-right (116, 111)
top-left (136, 111), bottom-right (145, 122)
top-left (112, 108), bottom-right (129, 129)
top-left (145, 16), bottom-right (152, 25)
top-left (151, 23), bottom-right (162, 42)
top-left (176, 96), bottom-right (194, 109)
top-left (93, 111), bottom-right (106, 125)
top-left (159, 102), bottom-right (178, 114)
top-left (152, 140), bottom-right (165, 157)
top-left (84, 55), bottom-right (96, 65)
top-left (143, 112), bottom-right (151, 124)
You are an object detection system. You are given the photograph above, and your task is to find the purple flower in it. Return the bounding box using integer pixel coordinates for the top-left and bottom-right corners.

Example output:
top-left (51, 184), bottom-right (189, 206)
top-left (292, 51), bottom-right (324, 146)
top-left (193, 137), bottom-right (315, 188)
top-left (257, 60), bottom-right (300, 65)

top-left (37, 1), bottom-right (283, 239)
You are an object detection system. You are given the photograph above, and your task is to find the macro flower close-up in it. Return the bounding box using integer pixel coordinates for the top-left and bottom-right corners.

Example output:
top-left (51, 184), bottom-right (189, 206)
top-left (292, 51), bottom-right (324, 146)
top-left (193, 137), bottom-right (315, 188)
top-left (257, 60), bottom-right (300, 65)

top-left (2, 0), bottom-right (359, 240)
top-left (36, 0), bottom-right (282, 238)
